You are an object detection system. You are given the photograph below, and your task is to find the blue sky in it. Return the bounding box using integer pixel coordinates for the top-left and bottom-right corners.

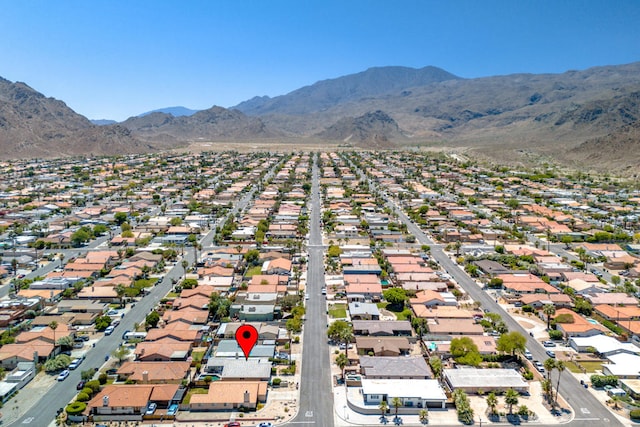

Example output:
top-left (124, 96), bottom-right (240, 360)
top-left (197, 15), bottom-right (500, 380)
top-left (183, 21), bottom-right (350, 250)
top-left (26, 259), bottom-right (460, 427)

top-left (1, 1), bottom-right (639, 121)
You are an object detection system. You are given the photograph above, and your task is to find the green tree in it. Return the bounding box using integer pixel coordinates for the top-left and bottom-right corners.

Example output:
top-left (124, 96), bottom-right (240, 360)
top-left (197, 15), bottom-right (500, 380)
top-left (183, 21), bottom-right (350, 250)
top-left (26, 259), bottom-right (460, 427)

top-left (450, 337), bottom-right (482, 367)
top-left (145, 310), bottom-right (160, 328)
top-left (561, 235), bottom-right (573, 248)
top-left (327, 320), bottom-right (354, 356)
top-left (496, 331), bottom-right (527, 356)
top-left (44, 354), bottom-right (72, 372)
top-left (93, 224), bottom-right (108, 235)
top-left (244, 249), bottom-right (260, 265)
top-left (382, 287), bottom-right (407, 309)
top-left (543, 303), bottom-right (556, 330)
top-left (286, 317), bottom-right (302, 334)
top-left (71, 228), bottom-right (91, 246)
top-left (111, 345), bottom-right (130, 364)
top-left (327, 245), bottom-right (342, 257)
top-left (429, 356), bottom-right (443, 379)
top-left (114, 212), bottom-right (128, 225)
top-left (505, 389), bottom-right (519, 414)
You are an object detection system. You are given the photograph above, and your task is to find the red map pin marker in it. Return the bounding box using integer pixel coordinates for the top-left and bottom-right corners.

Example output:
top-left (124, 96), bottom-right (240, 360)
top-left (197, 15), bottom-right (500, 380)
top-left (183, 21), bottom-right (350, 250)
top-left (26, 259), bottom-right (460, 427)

top-left (235, 324), bottom-right (259, 360)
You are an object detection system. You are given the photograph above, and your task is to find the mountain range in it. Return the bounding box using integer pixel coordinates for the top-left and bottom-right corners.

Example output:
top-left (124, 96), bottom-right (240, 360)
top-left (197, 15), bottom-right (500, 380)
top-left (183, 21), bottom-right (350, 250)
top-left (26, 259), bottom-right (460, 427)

top-left (1, 63), bottom-right (640, 170)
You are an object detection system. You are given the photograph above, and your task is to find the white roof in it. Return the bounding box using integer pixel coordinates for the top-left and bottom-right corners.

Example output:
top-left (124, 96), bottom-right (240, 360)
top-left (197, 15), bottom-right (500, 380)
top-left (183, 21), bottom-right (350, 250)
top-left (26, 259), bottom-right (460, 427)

top-left (361, 379), bottom-right (446, 401)
top-left (603, 353), bottom-right (640, 377)
top-left (444, 368), bottom-right (529, 389)
top-left (570, 335), bottom-right (640, 355)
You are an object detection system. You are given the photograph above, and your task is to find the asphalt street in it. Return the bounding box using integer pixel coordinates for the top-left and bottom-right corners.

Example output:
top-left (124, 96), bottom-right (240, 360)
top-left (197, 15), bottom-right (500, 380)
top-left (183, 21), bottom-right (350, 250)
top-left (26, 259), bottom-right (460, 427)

top-left (288, 154), bottom-right (334, 427)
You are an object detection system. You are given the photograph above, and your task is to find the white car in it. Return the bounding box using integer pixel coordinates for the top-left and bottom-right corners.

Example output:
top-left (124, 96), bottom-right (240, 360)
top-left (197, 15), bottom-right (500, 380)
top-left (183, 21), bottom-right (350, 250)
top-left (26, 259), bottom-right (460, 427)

top-left (68, 358), bottom-right (82, 370)
top-left (57, 370), bottom-right (70, 381)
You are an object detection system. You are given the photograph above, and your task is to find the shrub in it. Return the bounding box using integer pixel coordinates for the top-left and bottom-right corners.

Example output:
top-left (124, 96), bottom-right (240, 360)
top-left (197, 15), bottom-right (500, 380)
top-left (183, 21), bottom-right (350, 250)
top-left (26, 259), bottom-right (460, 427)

top-left (548, 330), bottom-right (563, 340)
top-left (65, 401), bottom-right (87, 416)
top-left (76, 392), bottom-right (90, 402)
top-left (272, 378), bottom-right (281, 386)
top-left (630, 409), bottom-right (640, 420)
top-left (85, 380), bottom-right (101, 393)
top-left (81, 387), bottom-right (94, 396)
top-left (98, 373), bottom-right (107, 384)
top-left (518, 405), bottom-right (530, 416)
top-left (522, 305), bottom-right (534, 313)
top-left (590, 375), bottom-right (619, 388)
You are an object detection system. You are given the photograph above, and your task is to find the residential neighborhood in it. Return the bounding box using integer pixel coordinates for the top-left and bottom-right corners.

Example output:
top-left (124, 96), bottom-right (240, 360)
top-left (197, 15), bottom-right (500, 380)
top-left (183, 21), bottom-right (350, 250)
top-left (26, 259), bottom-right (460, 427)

top-left (0, 151), bottom-right (639, 426)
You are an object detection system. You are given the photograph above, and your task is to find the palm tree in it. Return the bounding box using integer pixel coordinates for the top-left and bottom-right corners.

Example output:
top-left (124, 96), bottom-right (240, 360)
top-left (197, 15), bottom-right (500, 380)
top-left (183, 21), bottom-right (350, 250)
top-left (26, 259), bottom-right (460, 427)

top-left (391, 397), bottom-right (402, 420)
top-left (611, 394), bottom-right (621, 410)
top-left (49, 321), bottom-right (58, 347)
top-left (544, 358), bottom-right (556, 382)
top-left (335, 353), bottom-right (348, 383)
top-left (542, 303), bottom-right (556, 330)
top-left (505, 389), bottom-right (519, 415)
top-left (542, 379), bottom-right (554, 404)
top-left (554, 360), bottom-right (566, 404)
top-left (181, 259), bottom-right (189, 279)
top-left (486, 392), bottom-right (498, 416)
top-left (115, 284), bottom-right (126, 308)
top-left (378, 400), bottom-right (388, 419)
top-left (418, 408), bottom-right (429, 424)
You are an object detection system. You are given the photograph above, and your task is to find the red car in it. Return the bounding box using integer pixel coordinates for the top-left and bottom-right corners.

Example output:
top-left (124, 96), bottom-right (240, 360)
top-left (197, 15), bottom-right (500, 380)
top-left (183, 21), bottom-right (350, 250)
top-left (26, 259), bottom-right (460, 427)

top-left (224, 423), bottom-right (241, 427)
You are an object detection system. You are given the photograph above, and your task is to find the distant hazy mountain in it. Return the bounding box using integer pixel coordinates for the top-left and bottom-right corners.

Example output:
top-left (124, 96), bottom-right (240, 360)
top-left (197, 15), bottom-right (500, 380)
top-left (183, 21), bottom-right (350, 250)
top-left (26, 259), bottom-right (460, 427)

top-left (121, 106), bottom-right (275, 142)
top-left (91, 119), bottom-right (117, 125)
top-left (0, 77), bottom-right (150, 158)
top-left (138, 106), bottom-right (199, 117)
top-left (234, 66), bottom-right (460, 115)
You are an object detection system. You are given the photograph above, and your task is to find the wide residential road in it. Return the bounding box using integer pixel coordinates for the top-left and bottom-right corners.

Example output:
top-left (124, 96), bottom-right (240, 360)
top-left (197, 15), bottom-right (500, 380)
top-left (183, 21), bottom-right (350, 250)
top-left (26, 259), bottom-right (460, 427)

top-left (344, 156), bottom-right (623, 427)
top-left (7, 161), bottom-right (282, 426)
top-left (392, 203), bottom-right (623, 427)
top-left (287, 154), bottom-right (334, 427)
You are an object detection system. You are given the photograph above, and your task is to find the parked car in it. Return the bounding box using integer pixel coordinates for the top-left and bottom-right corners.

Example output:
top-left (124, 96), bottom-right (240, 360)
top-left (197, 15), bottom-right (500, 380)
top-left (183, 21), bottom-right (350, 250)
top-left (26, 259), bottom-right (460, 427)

top-left (542, 340), bottom-right (556, 347)
top-left (145, 402), bottom-right (157, 415)
top-left (524, 350), bottom-right (533, 360)
top-left (76, 380), bottom-right (86, 390)
top-left (224, 423), bottom-right (241, 427)
top-left (104, 325), bottom-right (115, 335)
top-left (256, 423), bottom-right (273, 427)
top-left (68, 358), bottom-right (82, 370)
top-left (167, 403), bottom-right (179, 416)
top-left (57, 370), bottom-right (70, 381)
top-left (534, 361), bottom-right (545, 373)
top-left (546, 350), bottom-right (556, 358)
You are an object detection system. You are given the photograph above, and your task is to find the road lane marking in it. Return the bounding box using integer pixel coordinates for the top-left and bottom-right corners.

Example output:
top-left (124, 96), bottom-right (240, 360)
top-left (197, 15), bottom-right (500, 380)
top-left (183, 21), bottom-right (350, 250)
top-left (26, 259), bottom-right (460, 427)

top-left (305, 410), bottom-right (313, 417)
top-left (22, 418), bottom-right (34, 424)
top-left (581, 408), bottom-right (591, 414)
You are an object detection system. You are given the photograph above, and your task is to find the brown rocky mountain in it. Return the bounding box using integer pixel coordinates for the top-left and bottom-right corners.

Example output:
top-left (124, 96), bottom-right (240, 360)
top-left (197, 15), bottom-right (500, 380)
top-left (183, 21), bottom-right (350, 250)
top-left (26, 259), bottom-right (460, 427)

top-left (120, 106), bottom-right (276, 142)
top-left (316, 110), bottom-right (406, 147)
top-left (2, 62), bottom-right (640, 167)
top-left (0, 77), bottom-right (151, 158)
top-left (564, 120), bottom-right (640, 174)
top-left (233, 62), bottom-right (640, 168)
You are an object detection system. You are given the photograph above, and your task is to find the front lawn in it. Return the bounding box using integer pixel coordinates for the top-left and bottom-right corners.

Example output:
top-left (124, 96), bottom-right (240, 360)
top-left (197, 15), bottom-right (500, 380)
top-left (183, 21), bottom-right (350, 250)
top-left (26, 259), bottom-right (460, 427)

top-left (328, 304), bottom-right (347, 319)
top-left (567, 361), bottom-right (603, 373)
